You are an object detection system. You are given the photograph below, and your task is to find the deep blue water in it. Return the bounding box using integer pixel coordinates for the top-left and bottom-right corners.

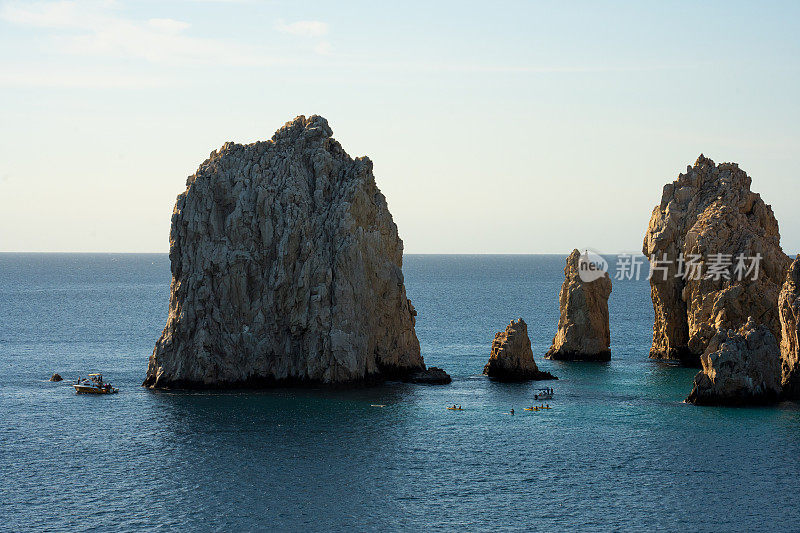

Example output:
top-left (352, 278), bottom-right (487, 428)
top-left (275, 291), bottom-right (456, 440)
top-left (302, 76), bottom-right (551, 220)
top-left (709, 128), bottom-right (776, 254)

top-left (1, 253), bottom-right (798, 531)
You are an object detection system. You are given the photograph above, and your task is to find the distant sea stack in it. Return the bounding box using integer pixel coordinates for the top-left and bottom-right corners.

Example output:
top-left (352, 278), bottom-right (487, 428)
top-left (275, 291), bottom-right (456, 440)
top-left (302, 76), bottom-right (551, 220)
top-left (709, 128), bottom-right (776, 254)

top-left (483, 319), bottom-right (556, 381)
top-left (546, 249), bottom-right (612, 361)
top-left (643, 155), bottom-right (790, 366)
top-left (778, 257), bottom-right (800, 399)
top-left (145, 115), bottom-right (449, 388)
top-left (687, 318), bottom-right (782, 406)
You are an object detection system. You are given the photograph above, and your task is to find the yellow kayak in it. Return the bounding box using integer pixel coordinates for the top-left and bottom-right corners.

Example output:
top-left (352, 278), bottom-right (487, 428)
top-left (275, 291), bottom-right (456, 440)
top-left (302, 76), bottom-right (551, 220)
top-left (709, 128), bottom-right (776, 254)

top-left (446, 407), bottom-right (464, 411)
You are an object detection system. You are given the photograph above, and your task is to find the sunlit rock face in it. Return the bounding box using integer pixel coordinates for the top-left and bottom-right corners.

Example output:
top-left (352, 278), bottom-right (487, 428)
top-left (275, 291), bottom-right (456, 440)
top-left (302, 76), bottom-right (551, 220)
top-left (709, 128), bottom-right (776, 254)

top-left (546, 249), bottom-right (612, 361)
top-left (687, 318), bottom-right (782, 406)
top-left (483, 319), bottom-right (556, 381)
top-left (643, 155), bottom-right (790, 366)
top-left (144, 115), bottom-right (440, 388)
top-left (779, 257), bottom-right (800, 399)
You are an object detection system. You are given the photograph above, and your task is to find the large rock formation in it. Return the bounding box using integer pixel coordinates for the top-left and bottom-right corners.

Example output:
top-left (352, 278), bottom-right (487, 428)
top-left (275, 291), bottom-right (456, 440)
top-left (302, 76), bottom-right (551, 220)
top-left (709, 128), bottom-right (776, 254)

top-left (546, 249), bottom-right (612, 361)
top-left (778, 257), bottom-right (800, 399)
top-left (145, 115), bottom-right (448, 388)
top-left (687, 318), bottom-right (782, 405)
top-left (483, 319), bottom-right (556, 381)
top-left (643, 155), bottom-right (790, 365)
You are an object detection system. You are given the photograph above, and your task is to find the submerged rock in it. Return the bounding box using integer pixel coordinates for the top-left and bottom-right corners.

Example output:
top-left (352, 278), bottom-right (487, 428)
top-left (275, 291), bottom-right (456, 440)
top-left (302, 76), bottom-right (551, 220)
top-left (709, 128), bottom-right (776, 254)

top-left (643, 155), bottom-right (790, 365)
top-left (779, 257), bottom-right (800, 399)
top-left (145, 115), bottom-right (445, 388)
top-left (49, 373), bottom-right (63, 382)
top-left (408, 367), bottom-right (452, 385)
top-left (687, 318), bottom-right (782, 406)
top-left (484, 319), bottom-right (556, 381)
top-left (546, 249), bottom-right (612, 361)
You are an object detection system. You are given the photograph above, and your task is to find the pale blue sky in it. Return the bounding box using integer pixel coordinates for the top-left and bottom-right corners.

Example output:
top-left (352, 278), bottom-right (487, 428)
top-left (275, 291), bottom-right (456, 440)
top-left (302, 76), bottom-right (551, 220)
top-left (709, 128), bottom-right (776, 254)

top-left (1, 0), bottom-right (798, 253)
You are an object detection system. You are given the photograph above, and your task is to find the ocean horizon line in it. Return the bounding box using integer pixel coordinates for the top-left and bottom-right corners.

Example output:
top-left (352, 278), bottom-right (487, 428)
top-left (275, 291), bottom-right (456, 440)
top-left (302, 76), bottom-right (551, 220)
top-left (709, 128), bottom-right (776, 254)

top-left (0, 250), bottom-right (656, 256)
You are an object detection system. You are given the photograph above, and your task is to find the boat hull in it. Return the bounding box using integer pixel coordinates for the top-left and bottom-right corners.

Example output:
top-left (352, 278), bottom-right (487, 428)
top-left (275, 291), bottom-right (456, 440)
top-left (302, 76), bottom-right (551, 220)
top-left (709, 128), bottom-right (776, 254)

top-left (73, 385), bottom-right (117, 394)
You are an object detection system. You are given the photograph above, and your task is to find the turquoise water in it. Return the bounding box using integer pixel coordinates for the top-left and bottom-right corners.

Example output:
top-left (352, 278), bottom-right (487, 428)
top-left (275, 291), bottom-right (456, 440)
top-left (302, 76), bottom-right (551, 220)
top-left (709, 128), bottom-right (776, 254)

top-left (1, 253), bottom-right (798, 531)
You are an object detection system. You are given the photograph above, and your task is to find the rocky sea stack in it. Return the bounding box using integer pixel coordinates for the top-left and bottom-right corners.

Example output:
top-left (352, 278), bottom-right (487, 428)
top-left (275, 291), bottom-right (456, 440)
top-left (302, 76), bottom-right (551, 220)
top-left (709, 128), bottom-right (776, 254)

top-left (687, 318), bottom-right (782, 406)
top-left (778, 257), bottom-right (800, 399)
top-left (546, 249), bottom-right (612, 361)
top-left (643, 155), bottom-right (790, 366)
top-left (145, 115), bottom-right (448, 388)
top-left (483, 319), bottom-right (556, 381)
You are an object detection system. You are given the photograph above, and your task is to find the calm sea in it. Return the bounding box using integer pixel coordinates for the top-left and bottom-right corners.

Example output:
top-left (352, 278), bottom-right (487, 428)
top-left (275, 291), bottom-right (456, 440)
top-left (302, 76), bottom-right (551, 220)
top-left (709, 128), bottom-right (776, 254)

top-left (1, 253), bottom-right (798, 531)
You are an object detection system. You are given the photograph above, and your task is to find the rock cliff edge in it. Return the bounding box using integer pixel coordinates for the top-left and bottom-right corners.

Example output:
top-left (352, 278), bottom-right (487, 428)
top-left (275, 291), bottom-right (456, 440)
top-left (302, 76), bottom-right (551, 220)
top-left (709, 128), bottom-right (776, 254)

top-left (687, 318), bottom-right (781, 405)
top-left (779, 257), bottom-right (800, 399)
top-left (643, 155), bottom-right (789, 365)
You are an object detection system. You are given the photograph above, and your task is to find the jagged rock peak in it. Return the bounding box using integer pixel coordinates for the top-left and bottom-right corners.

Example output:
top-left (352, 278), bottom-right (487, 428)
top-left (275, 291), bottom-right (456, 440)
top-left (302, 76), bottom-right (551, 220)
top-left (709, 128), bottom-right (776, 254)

top-left (687, 317), bottom-right (782, 406)
top-left (779, 257), bottom-right (800, 399)
top-left (144, 114), bottom-right (449, 388)
top-left (643, 156), bottom-right (790, 365)
top-left (275, 114), bottom-right (333, 139)
top-left (483, 319), bottom-right (556, 382)
top-left (546, 249), bottom-right (612, 361)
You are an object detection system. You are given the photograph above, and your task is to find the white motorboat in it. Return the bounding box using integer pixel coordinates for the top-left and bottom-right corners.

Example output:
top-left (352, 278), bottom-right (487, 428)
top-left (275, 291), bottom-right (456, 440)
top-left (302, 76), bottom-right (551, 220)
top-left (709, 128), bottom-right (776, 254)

top-left (533, 388), bottom-right (554, 401)
top-left (73, 373), bottom-right (118, 394)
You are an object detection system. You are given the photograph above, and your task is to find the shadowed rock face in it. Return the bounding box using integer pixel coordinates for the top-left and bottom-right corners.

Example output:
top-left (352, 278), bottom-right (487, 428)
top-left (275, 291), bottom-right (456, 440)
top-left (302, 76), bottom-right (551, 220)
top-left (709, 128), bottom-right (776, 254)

top-left (643, 155), bottom-right (790, 366)
top-left (687, 318), bottom-right (782, 406)
top-left (779, 257), bottom-right (800, 399)
top-left (546, 249), bottom-right (612, 361)
top-left (483, 319), bottom-right (556, 381)
top-left (144, 115), bottom-right (442, 388)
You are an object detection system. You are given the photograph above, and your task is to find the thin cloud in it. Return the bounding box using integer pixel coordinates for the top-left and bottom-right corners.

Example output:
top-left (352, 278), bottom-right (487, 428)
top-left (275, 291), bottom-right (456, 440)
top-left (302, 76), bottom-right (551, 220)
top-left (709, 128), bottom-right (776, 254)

top-left (0, 0), bottom-right (277, 66)
top-left (147, 18), bottom-right (191, 33)
top-left (0, 66), bottom-right (172, 88)
top-left (275, 19), bottom-right (328, 38)
top-left (0, 0), bottom-right (95, 28)
top-left (314, 41), bottom-right (332, 56)
top-left (0, 2), bottom-right (676, 87)
top-left (440, 64), bottom-right (691, 74)
top-left (300, 56), bottom-right (695, 75)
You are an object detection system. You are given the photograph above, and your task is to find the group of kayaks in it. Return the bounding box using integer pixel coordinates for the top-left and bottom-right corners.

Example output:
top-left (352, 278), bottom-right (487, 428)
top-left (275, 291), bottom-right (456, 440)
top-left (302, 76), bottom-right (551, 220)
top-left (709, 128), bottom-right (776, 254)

top-left (447, 388), bottom-right (555, 413)
top-left (448, 405), bottom-right (553, 413)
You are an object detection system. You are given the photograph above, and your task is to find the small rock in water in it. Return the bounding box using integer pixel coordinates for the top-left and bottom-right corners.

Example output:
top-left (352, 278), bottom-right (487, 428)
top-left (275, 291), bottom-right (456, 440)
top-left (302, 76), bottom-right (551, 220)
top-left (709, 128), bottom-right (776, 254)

top-left (407, 366), bottom-right (452, 385)
top-left (484, 319), bottom-right (557, 381)
top-left (49, 373), bottom-right (63, 382)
